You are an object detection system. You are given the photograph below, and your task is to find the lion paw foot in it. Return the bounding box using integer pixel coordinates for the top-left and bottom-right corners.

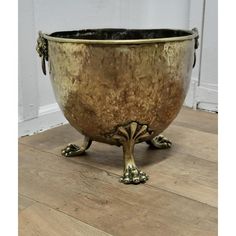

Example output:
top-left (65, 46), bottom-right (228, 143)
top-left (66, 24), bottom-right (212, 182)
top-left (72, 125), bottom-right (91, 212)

top-left (61, 144), bottom-right (86, 157)
top-left (146, 135), bottom-right (172, 149)
top-left (120, 167), bottom-right (149, 184)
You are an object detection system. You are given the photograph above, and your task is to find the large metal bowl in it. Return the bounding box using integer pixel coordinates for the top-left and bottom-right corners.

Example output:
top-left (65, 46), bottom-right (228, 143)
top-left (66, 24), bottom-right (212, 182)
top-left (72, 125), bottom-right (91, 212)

top-left (36, 28), bottom-right (199, 184)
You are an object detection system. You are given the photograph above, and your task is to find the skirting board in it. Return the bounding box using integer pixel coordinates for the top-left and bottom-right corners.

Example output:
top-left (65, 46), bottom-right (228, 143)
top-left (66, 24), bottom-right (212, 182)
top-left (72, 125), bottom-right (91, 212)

top-left (184, 78), bottom-right (218, 112)
top-left (18, 103), bottom-right (68, 137)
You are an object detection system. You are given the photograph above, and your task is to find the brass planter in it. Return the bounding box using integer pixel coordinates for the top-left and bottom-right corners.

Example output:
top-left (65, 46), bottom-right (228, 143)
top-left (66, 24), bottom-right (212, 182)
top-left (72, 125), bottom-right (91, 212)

top-left (36, 28), bottom-right (199, 184)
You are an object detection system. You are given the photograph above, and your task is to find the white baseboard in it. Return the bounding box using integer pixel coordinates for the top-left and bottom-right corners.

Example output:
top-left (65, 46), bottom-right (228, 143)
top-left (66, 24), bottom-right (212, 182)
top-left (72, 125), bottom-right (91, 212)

top-left (38, 103), bottom-right (61, 116)
top-left (18, 103), bottom-right (68, 137)
top-left (184, 78), bottom-right (218, 112)
top-left (195, 86), bottom-right (218, 112)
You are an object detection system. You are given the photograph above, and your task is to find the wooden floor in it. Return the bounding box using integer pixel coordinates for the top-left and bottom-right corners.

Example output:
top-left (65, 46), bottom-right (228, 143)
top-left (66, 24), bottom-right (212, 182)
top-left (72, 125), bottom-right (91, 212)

top-left (19, 107), bottom-right (218, 236)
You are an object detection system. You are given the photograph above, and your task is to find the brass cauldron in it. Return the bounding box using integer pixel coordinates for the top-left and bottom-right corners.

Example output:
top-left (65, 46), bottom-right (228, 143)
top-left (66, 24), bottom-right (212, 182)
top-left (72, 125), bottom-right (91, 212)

top-left (36, 28), bottom-right (199, 184)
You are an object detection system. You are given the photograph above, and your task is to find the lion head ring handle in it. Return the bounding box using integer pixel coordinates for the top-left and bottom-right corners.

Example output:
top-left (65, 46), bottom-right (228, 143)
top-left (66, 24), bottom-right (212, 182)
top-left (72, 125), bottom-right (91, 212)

top-left (192, 28), bottom-right (199, 68)
top-left (36, 31), bottom-right (48, 75)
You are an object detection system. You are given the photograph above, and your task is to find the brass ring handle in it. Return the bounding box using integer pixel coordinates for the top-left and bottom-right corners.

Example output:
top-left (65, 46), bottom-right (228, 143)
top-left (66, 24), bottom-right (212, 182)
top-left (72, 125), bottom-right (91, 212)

top-left (192, 28), bottom-right (199, 68)
top-left (36, 31), bottom-right (48, 75)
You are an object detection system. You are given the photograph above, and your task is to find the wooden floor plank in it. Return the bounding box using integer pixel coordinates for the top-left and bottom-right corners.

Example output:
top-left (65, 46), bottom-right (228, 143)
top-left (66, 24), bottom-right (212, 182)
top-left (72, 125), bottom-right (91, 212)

top-left (19, 112), bottom-right (217, 206)
top-left (173, 107), bottom-right (218, 134)
top-left (19, 144), bottom-right (217, 236)
top-left (49, 139), bottom-right (217, 207)
top-left (19, 195), bottom-right (35, 212)
top-left (19, 124), bottom-right (80, 151)
top-left (19, 200), bottom-right (112, 236)
top-left (163, 125), bottom-right (217, 163)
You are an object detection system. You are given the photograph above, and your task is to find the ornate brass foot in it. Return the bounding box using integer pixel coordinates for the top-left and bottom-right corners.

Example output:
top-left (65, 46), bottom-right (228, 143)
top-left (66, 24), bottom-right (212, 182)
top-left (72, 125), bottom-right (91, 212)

top-left (111, 121), bottom-right (152, 184)
top-left (146, 135), bottom-right (172, 149)
top-left (61, 136), bottom-right (92, 157)
top-left (120, 166), bottom-right (149, 184)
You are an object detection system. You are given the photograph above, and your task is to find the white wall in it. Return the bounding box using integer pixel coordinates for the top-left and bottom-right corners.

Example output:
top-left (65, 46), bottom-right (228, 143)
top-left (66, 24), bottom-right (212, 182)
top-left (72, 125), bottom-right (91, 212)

top-left (19, 0), bottom-right (217, 136)
top-left (197, 0), bottom-right (218, 111)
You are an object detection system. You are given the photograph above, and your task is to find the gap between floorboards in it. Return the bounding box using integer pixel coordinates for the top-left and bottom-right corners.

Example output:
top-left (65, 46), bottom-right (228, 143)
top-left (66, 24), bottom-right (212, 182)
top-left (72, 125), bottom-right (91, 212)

top-left (19, 143), bottom-right (217, 209)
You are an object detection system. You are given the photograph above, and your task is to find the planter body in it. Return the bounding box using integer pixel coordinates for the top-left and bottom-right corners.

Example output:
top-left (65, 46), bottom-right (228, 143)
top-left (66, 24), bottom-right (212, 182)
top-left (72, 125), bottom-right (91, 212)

top-left (36, 28), bottom-right (198, 184)
top-left (47, 36), bottom-right (194, 144)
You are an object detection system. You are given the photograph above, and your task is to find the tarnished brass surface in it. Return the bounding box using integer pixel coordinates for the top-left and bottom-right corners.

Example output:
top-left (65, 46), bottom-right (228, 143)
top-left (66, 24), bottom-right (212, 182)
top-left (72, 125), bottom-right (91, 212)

top-left (61, 136), bottom-right (92, 157)
top-left (43, 28), bottom-right (198, 45)
top-left (146, 134), bottom-right (172, 149)
top-left (36, 31), bottom-right (48, 75)
top-left (36, 28), bottom-right (198, 184)
top-left (48, 39), bottom-right (194, 143)
top-left (111, 121), bottom-right (150, 184)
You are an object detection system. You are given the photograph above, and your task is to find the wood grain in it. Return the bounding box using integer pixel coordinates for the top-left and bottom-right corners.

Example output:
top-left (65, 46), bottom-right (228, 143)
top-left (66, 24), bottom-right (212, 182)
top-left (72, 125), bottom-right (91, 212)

top-left (49, 137), bottom-right (217, 207)
top-left (19, 124), bottom-right (80, 150)
top-left (163, 124), bottom-right (217, 163)
top-left (19, 144), bottom-right (217, 236)
top-left (19, 195), bottom-right (35, 212)
top-left (173, 107), bottom-right (218, 134)
top-left (19, 199), bottom-right (111, 236)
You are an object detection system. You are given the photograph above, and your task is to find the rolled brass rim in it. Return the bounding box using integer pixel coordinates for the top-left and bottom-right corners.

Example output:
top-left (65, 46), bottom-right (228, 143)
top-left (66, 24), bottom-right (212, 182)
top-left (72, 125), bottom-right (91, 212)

top-left (43, 28), bottom-right (198, 45)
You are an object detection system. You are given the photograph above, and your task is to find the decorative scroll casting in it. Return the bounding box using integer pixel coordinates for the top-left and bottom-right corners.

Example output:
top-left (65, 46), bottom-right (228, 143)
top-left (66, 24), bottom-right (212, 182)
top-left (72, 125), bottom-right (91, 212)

top-left (110, 121), bottom-right (153, 145)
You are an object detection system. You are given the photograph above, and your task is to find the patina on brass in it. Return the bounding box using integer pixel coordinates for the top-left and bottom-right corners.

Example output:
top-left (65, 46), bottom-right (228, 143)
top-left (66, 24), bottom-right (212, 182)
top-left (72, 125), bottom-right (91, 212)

top-left (61, 136), bottom-right (92, 157)
top-left (146, 135), bottom-right (172, 149)
top-left (36, 31), bottom-right (48, 75)
top-left (36, 28), bottom-right (199, 184)
top-left (111, 121), bottom-right (152, 183)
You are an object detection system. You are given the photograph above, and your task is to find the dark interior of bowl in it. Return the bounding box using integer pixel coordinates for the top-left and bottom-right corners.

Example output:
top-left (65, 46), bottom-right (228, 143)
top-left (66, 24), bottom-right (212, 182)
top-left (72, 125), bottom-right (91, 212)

top-left (50, 29), bottom-right (192, 40)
